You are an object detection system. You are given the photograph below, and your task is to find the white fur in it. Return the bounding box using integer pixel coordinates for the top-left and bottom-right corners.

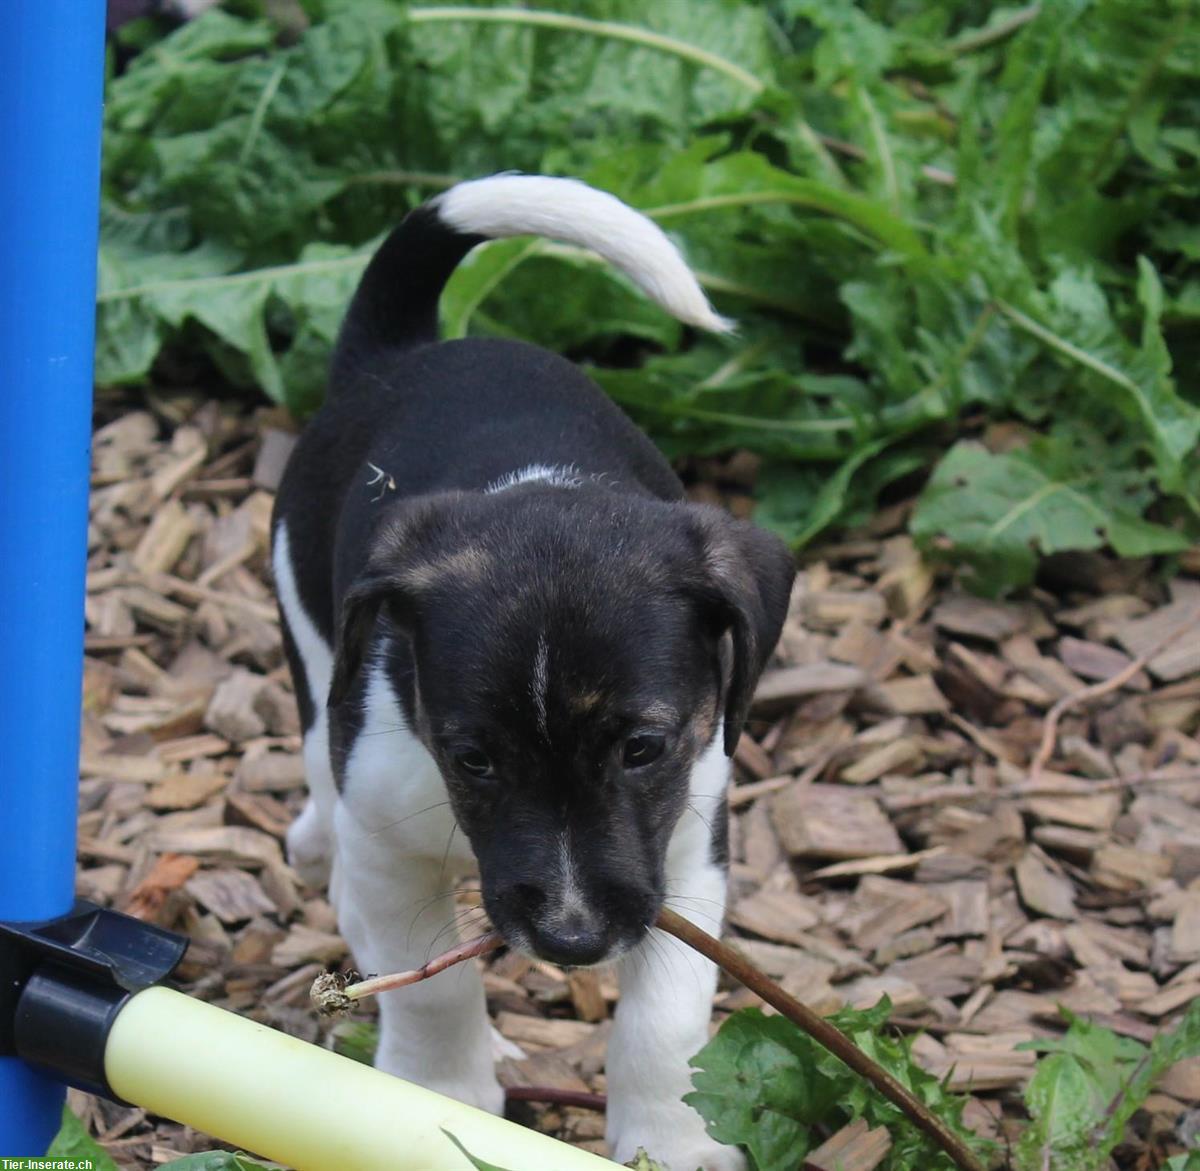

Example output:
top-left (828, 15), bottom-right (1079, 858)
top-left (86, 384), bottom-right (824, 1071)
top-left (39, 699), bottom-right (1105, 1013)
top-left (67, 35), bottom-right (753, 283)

top-left (554, 830), bottom-right (591, 925)
top-left (438, 175), bottom-right (734, 335)
top-left (485, 463), bottom-right (582, 493)
top-left (277, 524), bottom-right (500, 1110)
top-left (278, 515), bottom-right (740, 1167)
top-left (332, 658), bottom-right (501, 1111)
top-left (273, 526), bottom-right (335, 888)
top-left (608, 730), bottom-right (745, 1171)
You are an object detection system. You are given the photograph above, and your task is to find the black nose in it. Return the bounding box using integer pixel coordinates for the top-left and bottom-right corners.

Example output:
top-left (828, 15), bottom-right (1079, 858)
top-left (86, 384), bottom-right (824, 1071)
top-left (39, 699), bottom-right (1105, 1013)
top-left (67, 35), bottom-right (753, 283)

top-left (529, 914), bottom-right (610, 967)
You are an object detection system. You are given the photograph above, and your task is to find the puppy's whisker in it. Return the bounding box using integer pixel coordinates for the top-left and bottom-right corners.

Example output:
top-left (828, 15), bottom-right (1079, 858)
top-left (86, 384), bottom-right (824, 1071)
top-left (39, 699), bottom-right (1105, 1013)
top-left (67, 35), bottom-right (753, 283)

top-left (425, 907), bottom-right (490, 961)
top-left (404, 887), bottom-right (467, 948)
top-left (436, 819), bottom-right (460, 889)
top-left (367, 799), bottom-right (453, 838)
top-left (354, 723), bottom-right (411, 739)
top-left (663, 890), bottom-right (727, 920)
top-left (684, 802), bottom-right (715, 836)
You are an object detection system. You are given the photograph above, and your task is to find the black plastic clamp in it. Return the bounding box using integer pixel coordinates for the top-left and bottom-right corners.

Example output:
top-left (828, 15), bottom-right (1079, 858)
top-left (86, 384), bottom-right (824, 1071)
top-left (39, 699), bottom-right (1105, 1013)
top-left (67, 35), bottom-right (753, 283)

top-left (0, 899), bottom-right (188, 1099)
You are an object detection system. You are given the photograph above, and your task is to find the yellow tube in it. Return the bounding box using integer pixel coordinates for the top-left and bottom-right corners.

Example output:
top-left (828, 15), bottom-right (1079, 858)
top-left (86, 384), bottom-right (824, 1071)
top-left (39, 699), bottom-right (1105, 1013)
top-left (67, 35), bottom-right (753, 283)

top-left (105, 987), bottom-right (612, 1170)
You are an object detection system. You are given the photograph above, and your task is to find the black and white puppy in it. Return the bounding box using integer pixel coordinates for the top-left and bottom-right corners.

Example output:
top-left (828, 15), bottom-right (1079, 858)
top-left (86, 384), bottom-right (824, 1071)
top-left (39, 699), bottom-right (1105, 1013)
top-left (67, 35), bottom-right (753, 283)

top-left (271, 176), bottom-right (794, 1171)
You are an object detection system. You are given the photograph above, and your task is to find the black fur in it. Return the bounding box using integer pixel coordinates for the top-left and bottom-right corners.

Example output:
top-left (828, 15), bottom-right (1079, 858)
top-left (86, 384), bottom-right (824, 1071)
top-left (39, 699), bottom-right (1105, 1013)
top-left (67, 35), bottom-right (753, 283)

top-left (273, 197), bottom-right (794, 964)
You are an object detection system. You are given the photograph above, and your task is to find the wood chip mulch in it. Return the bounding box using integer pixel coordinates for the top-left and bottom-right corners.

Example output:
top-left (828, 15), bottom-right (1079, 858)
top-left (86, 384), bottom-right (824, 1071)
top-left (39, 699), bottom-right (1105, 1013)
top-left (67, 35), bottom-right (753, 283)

top-left (70, 392), bottom-right (1200, 1168)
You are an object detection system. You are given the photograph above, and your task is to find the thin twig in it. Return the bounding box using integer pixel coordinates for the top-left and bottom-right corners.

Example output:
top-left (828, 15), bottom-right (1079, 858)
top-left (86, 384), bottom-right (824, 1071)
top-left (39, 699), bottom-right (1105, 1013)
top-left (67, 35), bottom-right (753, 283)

top-left (883, 767), bottom-right (1200, 813)
top-left (1029, 610), bottom-right (1200, 784)
top-left (311, 914), bottom-right (986, 1171)
top-left (504, 1086), bottom-right (608, 1111)
top-left (311, 931), bottom-right (503, 1015)
top-left (655, 908), bottom-right (987, 1171)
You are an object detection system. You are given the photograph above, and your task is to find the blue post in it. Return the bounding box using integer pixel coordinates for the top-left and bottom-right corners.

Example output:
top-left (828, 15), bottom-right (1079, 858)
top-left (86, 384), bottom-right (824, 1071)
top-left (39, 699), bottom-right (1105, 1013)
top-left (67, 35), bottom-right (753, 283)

top-left (0, 0), bottom-right (106, 1155)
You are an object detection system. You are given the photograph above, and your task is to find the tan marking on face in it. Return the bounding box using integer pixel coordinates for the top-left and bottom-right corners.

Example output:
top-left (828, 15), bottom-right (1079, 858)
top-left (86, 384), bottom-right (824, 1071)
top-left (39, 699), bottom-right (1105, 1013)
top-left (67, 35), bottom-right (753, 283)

top-left (401, 546), bottom-right (492, 590)
top-left (569, 689), bottom-right (606, 713)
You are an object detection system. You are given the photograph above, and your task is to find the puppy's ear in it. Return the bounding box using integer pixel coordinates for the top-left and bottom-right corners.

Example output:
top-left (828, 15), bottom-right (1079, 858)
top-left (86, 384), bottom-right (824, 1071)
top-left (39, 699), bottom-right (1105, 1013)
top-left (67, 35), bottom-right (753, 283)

top-left (687, 506), bottom-right (796, 756)
top-left (327, 492), bottom-right (469, 708)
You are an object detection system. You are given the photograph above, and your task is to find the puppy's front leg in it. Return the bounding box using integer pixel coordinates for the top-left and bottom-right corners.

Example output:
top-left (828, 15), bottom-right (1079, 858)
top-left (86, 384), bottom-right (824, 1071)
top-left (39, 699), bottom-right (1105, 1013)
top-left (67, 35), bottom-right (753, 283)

top-left (332, 807), bottom-right (504, 1114)
top-left (607, 853), bottom-right (745, 1171)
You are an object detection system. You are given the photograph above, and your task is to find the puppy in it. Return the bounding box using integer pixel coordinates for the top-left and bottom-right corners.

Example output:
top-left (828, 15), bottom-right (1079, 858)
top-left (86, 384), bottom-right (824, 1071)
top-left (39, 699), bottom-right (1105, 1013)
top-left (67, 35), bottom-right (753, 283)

top-left (271, 175), bottom-right (795, 1171)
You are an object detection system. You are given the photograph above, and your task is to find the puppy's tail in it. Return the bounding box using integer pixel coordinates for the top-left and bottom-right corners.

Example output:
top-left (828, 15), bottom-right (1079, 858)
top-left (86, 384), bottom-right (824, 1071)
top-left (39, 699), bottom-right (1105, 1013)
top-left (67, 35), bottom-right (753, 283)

top-left (332, 174), bottom-right (732, 379)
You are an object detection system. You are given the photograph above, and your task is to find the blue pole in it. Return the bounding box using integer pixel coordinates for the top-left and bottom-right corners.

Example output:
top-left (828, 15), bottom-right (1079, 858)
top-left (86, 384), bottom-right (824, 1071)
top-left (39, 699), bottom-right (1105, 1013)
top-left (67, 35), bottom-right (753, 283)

top-left (0, 0), bottom-right (106, 1155)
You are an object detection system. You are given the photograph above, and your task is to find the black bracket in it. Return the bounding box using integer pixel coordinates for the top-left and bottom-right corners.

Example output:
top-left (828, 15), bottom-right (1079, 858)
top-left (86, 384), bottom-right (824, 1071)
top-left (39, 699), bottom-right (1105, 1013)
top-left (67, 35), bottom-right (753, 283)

top-left (0, 899), bottom-right (188, 1098)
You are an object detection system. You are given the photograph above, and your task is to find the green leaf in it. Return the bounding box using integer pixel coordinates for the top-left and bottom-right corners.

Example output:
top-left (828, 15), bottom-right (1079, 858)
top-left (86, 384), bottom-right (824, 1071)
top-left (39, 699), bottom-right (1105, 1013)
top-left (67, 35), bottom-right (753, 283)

top-left (440, 1129), bottom-right (518, 1171)
top-left (157, 1154), bottom-right (275, 1170)
top-left (1015, 1002), bottom-right (1200, 1171)
top-left (913, 439), bottom-right (1190, 595)
top-left (685, 1004), bottom-right (988, 1171)
top-left (1016, 1053), bottom-right (1106, 1171)
top-left (330, 1017), bottom-right (379, 1065)
top-left (46, 1108), bottom-right (121, 1171)
top-left (1165, 1154), bottom-right (1200, 1171)
top-left (97, 0), bottom-right (1200, 572)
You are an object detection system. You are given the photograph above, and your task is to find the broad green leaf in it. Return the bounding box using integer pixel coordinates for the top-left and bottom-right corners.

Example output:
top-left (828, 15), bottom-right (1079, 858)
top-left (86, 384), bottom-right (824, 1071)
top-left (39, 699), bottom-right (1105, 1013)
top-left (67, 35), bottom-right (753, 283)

top-left (913, 440), bottom-right (1190, 595)
top-left (47, 1108), bottom-right (121, 1171)
top-left (685, 1004), bottom-right (987, 1171)
top-left (1015, 1053), bottom-right (1105, 1171)
top-left (96, 0), bottom-right (1200, 574)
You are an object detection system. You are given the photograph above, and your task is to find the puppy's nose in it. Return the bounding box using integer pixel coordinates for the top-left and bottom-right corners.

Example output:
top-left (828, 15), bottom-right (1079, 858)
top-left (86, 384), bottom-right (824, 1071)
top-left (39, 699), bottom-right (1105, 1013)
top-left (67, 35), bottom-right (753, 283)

top-left (529, 913), bottom-right (609, 967)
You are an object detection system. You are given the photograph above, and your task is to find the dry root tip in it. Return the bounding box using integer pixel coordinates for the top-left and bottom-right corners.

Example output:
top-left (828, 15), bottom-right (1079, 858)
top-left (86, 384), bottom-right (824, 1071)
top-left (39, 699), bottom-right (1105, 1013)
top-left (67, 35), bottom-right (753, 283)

top-left (311, 971), bottom-right (353, 1017)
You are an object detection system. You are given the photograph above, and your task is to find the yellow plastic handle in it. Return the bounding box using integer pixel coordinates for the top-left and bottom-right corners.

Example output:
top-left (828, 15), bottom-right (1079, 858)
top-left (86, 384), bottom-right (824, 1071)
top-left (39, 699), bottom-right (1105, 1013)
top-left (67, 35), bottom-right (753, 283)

top-left (105, 986), bottom-right (613, 1171)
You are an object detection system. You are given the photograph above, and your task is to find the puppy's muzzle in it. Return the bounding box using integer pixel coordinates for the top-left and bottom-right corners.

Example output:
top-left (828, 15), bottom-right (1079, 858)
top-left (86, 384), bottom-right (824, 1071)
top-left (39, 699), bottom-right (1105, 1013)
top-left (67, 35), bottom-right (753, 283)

top-left (496, 880), bottom-right (644, 967)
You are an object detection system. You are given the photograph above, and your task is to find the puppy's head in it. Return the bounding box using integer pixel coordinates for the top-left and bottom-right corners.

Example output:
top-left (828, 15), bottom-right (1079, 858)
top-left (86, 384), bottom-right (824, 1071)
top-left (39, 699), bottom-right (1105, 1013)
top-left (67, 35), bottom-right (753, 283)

top-left (330, 486), bottom-right (793, 966)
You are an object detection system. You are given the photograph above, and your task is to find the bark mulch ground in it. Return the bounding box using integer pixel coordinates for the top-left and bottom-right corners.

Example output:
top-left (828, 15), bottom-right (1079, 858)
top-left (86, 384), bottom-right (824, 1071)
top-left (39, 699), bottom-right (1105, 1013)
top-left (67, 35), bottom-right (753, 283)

top-left (69, 391), bottom-right (1200, 1168)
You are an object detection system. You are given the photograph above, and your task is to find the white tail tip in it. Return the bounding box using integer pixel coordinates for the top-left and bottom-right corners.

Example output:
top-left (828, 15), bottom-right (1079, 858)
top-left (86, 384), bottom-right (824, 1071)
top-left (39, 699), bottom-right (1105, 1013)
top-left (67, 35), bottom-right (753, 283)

top-left (437, 174), bottom-right (735, 335)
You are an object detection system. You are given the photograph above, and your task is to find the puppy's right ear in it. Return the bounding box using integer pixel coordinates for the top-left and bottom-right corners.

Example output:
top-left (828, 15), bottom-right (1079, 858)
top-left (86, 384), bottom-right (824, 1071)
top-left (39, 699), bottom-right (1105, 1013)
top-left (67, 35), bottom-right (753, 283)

top-left (326, 492), bottom-right (469, 709)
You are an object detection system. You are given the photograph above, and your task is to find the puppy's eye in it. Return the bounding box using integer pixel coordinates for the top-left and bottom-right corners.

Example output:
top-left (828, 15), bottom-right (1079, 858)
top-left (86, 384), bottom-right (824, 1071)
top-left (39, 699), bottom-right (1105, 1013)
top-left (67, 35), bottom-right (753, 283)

top-left (622, 733), bottom-right (665, 769)
top-left (455, 750), bottom-right (494, 778)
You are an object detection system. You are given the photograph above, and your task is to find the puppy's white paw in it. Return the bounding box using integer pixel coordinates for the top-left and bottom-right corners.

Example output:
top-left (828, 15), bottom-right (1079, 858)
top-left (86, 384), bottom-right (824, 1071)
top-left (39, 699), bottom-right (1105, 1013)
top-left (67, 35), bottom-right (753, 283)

top-left (375, 1046), bottom-right (506, 1116)
top-left (286, 800), bottom-right (332, 888)
top-left (490, 1023), bottom-right (527, 1062)
top-left (422, 1072), bottom-right (507, 1117)
top-left (610, 1106), bottom-right (745, 1171)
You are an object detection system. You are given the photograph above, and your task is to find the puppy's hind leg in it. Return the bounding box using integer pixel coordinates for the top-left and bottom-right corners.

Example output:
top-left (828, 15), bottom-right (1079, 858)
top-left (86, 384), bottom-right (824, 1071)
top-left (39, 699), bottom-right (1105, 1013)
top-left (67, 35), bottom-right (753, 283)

top-left (273, 523), bottom-right (336, 887)
top-left (333, 806), bottom-right (504, 1115)
top-left (286, 781), bottom-right (333, 888)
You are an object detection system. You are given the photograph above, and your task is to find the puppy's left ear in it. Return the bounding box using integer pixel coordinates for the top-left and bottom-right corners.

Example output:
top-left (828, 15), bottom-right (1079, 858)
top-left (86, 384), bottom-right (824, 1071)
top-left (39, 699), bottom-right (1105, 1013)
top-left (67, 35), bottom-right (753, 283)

top-left (687, 506), bottom-right (796, 756)
top-left (327, 492), bottom-right (468, 708)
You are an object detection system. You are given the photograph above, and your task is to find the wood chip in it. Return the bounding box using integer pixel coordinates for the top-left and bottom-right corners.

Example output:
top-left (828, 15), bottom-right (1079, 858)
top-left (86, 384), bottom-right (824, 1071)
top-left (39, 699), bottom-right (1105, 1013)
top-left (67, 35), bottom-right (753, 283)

top-left (186, 868), bottom-right (277, 924)
top-left (124, 853), bottom-right (199, 922)
top-left (495, 1013), bottom-right (596, 1051)
top-left (131, 500), bottom-right (197, 576)
top-left (1015, 848), bottom-right (1077, 920)
top-left (769, 784), bottom-right (903, 860)
top-left (1091, 844), bottom-right (1173, 892)
top-left (1169, 893), bottom-right (1200, 964)
top-left (841, 738), bottom-right (924, 784)
top-left (205, 669), bottom-right (268, 742)
top-left (145, 770), bottom-right (228, 811)
top-left (566, 971), bottom-right (607, 1023)
top-left (271, 925), bottom-right (347, 968)
top-left (872, 674), bottom-right (949, 715)
top-left (754, 662), bottom-right (866, 706)
top-left (805, 1120), bottom-right (891, 1171)
top-left (731, 885), bottom-right (821, 945)
top-left (1116, 590), bottom-right (1200, 681)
